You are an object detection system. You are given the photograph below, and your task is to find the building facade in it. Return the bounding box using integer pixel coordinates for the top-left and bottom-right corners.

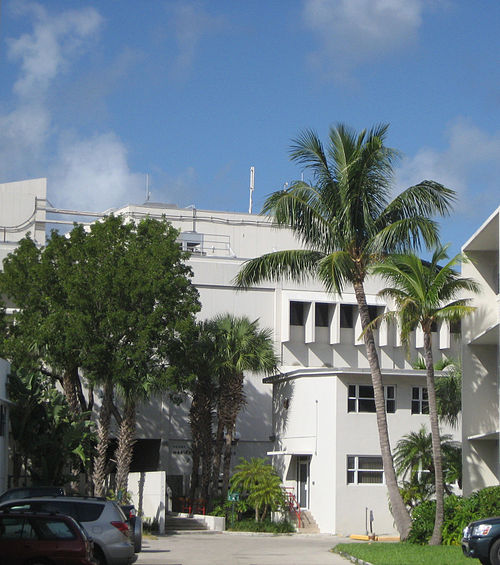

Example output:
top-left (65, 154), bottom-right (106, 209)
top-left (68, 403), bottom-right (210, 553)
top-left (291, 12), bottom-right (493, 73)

top-left (0, 179), bottom-right (461, 535)
top-left (461, 207), bottom-right (500, 495)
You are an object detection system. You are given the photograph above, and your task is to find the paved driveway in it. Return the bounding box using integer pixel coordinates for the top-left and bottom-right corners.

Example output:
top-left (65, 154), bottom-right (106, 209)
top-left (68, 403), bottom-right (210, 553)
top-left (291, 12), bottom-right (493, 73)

top-left (135, 532), bottom-right (352, 565)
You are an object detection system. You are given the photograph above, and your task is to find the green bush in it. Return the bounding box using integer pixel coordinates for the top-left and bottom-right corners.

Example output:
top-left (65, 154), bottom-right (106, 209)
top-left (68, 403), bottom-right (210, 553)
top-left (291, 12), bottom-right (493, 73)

top-left (409, 486), bottom-right (500, 545)
top-left (143, 517), bottom-right (159, 534)
top-left (227, 517), bottom-right (294, 533)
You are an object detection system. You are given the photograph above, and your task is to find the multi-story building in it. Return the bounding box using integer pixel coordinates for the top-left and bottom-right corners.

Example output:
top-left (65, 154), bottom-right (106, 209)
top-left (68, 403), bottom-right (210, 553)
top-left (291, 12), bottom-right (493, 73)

top-left (0, 178), bottom-right (461, 535)
top-left (461, 207), bottom-right (500, 495)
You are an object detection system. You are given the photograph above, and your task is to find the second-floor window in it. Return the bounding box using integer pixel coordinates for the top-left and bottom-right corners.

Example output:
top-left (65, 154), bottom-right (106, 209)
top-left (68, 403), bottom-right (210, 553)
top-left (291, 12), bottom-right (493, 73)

top-left (290, 301), bottom-right (306, 326)
top-left (348, 385), bottom-right (396, 413)
top-left (347, 455), bottom-right (384, 484)
top-left (412, 387), bottom-right (429, 414)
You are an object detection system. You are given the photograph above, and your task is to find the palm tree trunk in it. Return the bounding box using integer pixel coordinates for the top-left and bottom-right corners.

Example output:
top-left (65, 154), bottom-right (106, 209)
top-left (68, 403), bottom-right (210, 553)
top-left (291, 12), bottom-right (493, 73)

top-left (62, 367), bottom-right (81, 416)
top-left (424, 329), bottom-right (444, 545)
top-left (115, 399), bottom-right (136, 496)
top-left (211, 417), bottom-right (225, 498)
top-left (221, 426), bottom-right (233, 501)
top-left (93, 380), bottom-right (113, 497)
top-left (354, 281), bottom-right (412, 540)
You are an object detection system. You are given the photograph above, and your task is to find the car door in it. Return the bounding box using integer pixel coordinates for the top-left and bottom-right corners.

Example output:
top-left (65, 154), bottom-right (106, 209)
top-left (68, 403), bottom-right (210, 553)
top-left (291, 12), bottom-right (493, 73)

top-left (0, 515), bottom-right (38, 565)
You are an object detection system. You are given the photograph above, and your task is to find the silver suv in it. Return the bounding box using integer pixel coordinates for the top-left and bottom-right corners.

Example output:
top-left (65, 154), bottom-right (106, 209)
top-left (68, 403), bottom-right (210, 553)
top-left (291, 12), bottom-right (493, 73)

top-left (0, 496), bottom-right (136, 565)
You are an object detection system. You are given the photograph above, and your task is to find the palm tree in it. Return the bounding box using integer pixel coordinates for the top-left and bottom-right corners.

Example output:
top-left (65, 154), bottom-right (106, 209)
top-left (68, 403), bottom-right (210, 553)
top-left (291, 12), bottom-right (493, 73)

top-left (394, 425), bottom-right (461, 508)
top-left (373, 244), bottom-right (478, 544)
top-left (211, 315), bottom-right (278, 500)
top-left (435, 359), bottom-right (462, 429)
top-left (235, 123), bottom-right (455, 539)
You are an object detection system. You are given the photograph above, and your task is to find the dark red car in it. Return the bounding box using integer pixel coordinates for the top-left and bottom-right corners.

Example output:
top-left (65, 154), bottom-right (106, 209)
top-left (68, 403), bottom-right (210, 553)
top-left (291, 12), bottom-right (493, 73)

top-left (0, 510), bottom-right (96, 565)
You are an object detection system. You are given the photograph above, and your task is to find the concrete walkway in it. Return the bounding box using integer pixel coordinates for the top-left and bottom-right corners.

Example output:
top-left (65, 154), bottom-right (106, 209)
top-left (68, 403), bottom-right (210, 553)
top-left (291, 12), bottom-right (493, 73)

top-left (135, 531), bottom-right (355, 565)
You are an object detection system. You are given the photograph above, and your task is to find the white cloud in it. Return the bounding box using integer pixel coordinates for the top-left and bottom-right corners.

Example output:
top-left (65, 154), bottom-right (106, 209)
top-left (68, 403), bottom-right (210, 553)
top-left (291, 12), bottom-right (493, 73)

top-left (49, 132), bottom-right (143, 212)
top-left (168, 2), bottom-right (225, 79)
top-left (395, 118), bottom-right (500, 214)
top-left (7, 2), bottom-right (102, 99)
top-left (302, 0), bottom-right (423, 81)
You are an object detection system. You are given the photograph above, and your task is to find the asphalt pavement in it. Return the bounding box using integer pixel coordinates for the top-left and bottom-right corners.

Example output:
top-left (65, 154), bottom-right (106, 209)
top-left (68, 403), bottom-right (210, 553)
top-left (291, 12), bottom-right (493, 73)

top-left (135, 531), bottom-right (355, 565)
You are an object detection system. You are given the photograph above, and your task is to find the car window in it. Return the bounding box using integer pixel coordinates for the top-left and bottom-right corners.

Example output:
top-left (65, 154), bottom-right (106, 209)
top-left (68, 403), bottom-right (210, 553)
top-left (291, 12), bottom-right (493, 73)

top-left (75, 502), bottom-right (105, 522)
top-left (0, 517), bottom-right (38, 539)
top-left (36, 501), bottom-right (75, 518)
top-left (36, 518), bottom-right (76, 540)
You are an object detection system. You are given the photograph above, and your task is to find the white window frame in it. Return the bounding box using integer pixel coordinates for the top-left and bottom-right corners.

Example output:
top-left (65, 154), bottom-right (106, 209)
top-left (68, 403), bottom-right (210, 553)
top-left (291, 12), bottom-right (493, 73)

top-left (411, 386), bottom-right (429, 415)
top-left (347, 384), bottom-right (396, 413)
top-left (347, 455), bottom-right (385, 485)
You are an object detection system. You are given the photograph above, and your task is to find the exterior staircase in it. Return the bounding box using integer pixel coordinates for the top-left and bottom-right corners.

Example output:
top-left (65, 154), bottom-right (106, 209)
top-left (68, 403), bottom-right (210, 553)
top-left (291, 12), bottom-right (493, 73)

top-left (298, 510), bottom-right (320, 533)
top-left (165, 513), bottom-right (209, 533)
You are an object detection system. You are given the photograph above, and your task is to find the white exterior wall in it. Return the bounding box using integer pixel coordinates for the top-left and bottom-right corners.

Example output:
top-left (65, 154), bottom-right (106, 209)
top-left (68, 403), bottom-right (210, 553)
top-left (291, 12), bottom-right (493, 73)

top-left (461, 207), bottom-right (500, 495)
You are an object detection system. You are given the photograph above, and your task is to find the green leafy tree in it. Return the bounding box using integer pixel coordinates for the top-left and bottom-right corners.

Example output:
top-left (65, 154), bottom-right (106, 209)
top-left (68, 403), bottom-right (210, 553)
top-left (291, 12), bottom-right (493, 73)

top-left (373, 245), bottom-right (478, 544)
top-left (235, 123), bottom-right (455, 539)
top-left (7, 367), bottom-right (95, 486)
top-left (1, 216), bottom-right (200, 495)
top-left (230, 457), bottom-right (284, 522)
top-left (211, 315), bottom-right (278, 501)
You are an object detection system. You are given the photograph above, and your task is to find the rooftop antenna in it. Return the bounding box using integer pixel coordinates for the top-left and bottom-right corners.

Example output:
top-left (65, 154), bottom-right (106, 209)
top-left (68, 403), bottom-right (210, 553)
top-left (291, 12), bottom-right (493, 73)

top-left (145, 174), bottom-right (151, 202)
top-left (248, 166), bottom-right (255, 214)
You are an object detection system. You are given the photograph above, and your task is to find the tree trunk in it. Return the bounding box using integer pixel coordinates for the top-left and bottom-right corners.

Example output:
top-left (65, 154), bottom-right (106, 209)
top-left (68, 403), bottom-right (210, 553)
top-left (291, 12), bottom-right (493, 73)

top-left (62, 367), bottom-right (81, 416)
top-left (115, 399), bottom-right (136, 496)
top-left (354, 281), bottom-right (412, 540)
top-left (221, 426), bottom-right (233, 501)
top-left (424, 329), bottom-right (444, 545)
top-left (93, 380), bottom-right (113, 497)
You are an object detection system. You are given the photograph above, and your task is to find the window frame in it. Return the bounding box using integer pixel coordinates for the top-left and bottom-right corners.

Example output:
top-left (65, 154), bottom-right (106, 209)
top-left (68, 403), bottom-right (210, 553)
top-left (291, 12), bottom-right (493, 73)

top-left (411, 386), bottom-right (429, 415)
top-left (347, 455), bottom-right (385, 485)
top-left (348, 384), bottom-right (396, 413)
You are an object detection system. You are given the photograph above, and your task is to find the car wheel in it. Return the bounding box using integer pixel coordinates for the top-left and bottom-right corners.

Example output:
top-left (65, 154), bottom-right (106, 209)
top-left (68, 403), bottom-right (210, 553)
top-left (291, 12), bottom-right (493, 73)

top-left (93, 545), bottom-right (107, 565)
top-left (489, 539), bottom-right (500, 565)
top-left (480, 558), bottom-right (492, 565)
top-left (134, 516), bottom-right (142, 552)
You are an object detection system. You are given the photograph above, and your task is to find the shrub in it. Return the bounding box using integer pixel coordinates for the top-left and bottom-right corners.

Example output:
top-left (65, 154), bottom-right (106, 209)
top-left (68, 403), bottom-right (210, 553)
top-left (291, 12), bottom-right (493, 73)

top-left (227, 517), bottom-right (294, 533)
top-left (143, 517), bottom-right (159, 534)
top-left (409, 486), bottom-right (500, 545)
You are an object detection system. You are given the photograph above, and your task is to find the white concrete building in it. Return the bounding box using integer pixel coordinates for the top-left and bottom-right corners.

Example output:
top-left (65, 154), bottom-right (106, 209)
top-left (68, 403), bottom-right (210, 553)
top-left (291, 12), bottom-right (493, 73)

top-left (0, 178), bottom-right (461, 535)
top-left (461, 207), bottom-right (500, 495)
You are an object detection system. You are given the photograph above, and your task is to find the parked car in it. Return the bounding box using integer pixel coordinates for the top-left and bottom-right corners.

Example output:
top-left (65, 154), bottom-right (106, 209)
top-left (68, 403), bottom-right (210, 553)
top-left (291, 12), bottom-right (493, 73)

top-left (0, 509), bottom-right (96, 565)
top-left (462, 516), bottom-right (500, 565)
top-left (120, 504), bottom-right (142, 553)
top-left (0, 486), bottom-right (65, 504)
top-left (0, 496), bottom-right (136, 565)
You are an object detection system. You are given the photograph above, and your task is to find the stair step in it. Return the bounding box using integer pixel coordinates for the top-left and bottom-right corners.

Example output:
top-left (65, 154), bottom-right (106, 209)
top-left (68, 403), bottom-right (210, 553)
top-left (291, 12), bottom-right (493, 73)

top-left (166, 515), bottom-right (208, 532)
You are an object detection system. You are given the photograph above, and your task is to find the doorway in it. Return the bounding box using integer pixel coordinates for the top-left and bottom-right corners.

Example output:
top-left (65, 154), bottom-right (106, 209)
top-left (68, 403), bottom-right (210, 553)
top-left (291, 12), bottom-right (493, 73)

top-left (297, 456), bottom-right (310, 509)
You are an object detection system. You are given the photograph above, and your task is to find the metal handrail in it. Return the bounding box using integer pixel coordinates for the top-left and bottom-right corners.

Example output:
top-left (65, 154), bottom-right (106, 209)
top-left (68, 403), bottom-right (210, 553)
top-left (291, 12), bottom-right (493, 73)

top-left (283, 487), bottom-right (301, 528)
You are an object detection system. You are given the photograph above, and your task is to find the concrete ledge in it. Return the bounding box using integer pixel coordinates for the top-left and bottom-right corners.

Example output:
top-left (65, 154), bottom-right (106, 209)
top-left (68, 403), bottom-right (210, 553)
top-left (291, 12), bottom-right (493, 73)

top-left (175, 512), bottom-right (226, 531)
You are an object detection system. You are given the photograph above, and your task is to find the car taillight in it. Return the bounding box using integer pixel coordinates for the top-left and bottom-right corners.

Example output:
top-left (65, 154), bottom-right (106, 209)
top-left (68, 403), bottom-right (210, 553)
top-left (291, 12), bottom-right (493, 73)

top-left (111, 521), bottom-right (130, 537)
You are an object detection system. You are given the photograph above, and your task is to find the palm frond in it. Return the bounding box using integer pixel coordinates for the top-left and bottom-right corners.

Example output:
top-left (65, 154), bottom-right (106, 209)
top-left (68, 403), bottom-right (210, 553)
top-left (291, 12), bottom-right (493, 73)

top-left (234, 250), bottom-right (324, 288)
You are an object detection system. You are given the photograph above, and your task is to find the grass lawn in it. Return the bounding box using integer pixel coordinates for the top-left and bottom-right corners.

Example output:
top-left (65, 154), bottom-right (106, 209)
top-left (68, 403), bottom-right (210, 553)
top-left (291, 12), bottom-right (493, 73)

top-left (334, 542), bottom-right (472, 565)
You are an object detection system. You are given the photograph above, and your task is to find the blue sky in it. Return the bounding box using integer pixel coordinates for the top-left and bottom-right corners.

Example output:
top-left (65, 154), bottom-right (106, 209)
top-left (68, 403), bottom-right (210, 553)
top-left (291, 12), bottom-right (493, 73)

top-left (0, 0), bottom-right (499, 255)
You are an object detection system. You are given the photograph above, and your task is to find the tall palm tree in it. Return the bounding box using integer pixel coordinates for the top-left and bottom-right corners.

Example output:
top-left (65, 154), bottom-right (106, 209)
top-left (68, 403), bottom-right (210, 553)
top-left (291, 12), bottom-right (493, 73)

top-left (373, 244), bottom-right (478, 544)
top-left (211, 314), bottom-right (278, 500)
top-left (235, 123), bottom-right (456, 539)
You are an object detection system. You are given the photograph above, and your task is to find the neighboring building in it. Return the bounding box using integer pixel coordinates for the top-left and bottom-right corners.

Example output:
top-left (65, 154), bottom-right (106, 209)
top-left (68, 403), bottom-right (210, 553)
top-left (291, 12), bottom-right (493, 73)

top-left (0, 179), bottom-right (462, 535)
top-left (461, 207), bottom-right (500, 495)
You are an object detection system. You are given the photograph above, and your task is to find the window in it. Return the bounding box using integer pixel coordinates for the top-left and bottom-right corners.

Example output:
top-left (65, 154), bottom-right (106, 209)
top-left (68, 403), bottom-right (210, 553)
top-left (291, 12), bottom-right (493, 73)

top-left (347, 456), bottom-right (384, 484)
top-left (290, 301), bottom-right (306, 326)
top-left (340, 304), bottom-right (354, 328)
top-left (315, 303), bottom-right (329, 327)
top-left (450, 320), bottom-right (461, 334)
top-left (431, 320), bottom-right (438, 332)
top-left (0, 405), bottom-right (5, 437)
top-left (348, 384), bottom-right (396, 413)
top-left (368, 305), bottom-right (382, 329)
top-left (412, 387), bottom-right (429, 414)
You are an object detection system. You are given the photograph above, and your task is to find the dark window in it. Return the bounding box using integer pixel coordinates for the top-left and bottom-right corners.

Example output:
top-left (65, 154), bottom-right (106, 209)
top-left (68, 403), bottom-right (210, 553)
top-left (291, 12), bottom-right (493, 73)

top-left (315, 303), bottom-right (329, 327)
top-left (0, 405), bottom-right (5, 437)
top-left (368, 306), bottom-right (381, 329)
top-left (347, 456), bottom-right (384, 484)
top-left (290, 301), bottom-right (305, 326)
top-left (450, 320), bottom-right (461, 334)
top-left (0, 517), bottom-right (37, 539)
top-left (411, 387), bottom-right (429, 414)
top-left (74, 502), bottom-right (105, 522)
top-left (348, 385), bottom-right (396, 413)
top-left (340, 304), bottom-right (354, 328)
top-left (431, 320), bottom-right (438, 332)
top-left (36, 518), bottom-right (76, 540)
